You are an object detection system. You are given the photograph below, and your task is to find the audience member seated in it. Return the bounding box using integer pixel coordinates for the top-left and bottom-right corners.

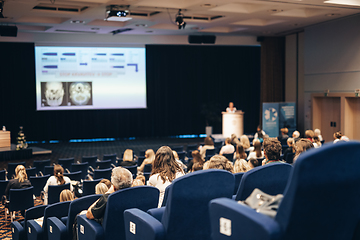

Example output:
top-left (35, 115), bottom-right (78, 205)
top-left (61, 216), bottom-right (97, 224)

top-left (248, 158), bottom-right (259, 169)
top-left (199, 136), bottom-right (215, 159)
top-left (234, 144), bottom-right (247, 160)
top-left (220, 138), bottom-right (235, 155)
top-left (292, 130), bottom-right (300, 142)
top-left (340, 135), bottom-right (350, 141)
top-left (294, 138), bottom-right (314, 162)
top-left (333, 131), bottom-right (342, 143)
top-left (203, 155), bottom-right (234, 173)
top-left (95, 183), bottom-right (108, 195)
top-left (226, 101), bottom-right (237, 113)
top-left (278, 127), bottom-right (289, 144)
top-left (99, 179), bottom-right (111, 189)
top-left (187, 150), bottom-right (205, 173)
top-left (119, 149), bottom-right (137, 167)
top-left (247, 139), bottom-right (264, 160)
top-left (283, 138), bottom-right (295, 159)
top-left (254, 125), bottom-right (266, 142)
top-left (172, 150), bottom-right (187, 171)
top-left (135, 175), bottom-right (146, 185)
top-left (86, 167), bottom-right (133, 224)
top-left (137, 149), bottom-right (155, 172)
top-left (60, 189), bottom-right (74, 202)
top-left (233, 159), bottom-right (251, 173)
top-left (240, 135), bottom-right (251, 151)
top-left (314, 128), bottom-right (323, 141)
top-left (313, 136), bottom-right (322, 148)
top-left (305, 129), bottom-right (314, 142)
top-left (262, 138), bottom-right (283, 166)
top-left (4, 165), bottom-right (32, 215)
top-left (230, 134), bottom-right (241, 147)
top-left (131, 179), bottom-right (145, 187)
top-left (43, 164), bottom-right (73, 205)
top-left (148, 146), bottom-right (184, 207)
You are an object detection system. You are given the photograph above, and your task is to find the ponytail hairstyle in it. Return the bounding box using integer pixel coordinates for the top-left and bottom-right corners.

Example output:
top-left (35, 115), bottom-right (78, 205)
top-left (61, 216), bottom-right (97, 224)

top-left (15, 165), bottom-right (27, 183)
top-left (54, 164), bottom-right (65, 185)
top-left (253, 139), bottom-right (262, 158)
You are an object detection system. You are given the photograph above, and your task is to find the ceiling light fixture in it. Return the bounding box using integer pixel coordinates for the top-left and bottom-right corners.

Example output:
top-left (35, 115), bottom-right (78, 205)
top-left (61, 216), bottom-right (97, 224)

top-left (175, 9), bottom-right (186, 29)
top-left (324, 0), bottom-right (360, 6)
top-left (105, 5), bottom-right (132, 22)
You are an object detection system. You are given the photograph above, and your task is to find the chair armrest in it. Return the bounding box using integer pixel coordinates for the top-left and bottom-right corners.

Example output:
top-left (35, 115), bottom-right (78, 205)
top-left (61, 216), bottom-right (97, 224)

top-left (209, 198), bottom-right (282, 240)
top-left (77, 214), bottom-right (104, 240)
top-left (27, 220), bottom-right (43, 240)
top-left (47, 217), bottom-right (67, 240)
top-left (11, 221), bottom-right (24, 240)
top-left (147, 207), bottom-right (165, 222)
top-left (124, 208), bottom-right (165, 240)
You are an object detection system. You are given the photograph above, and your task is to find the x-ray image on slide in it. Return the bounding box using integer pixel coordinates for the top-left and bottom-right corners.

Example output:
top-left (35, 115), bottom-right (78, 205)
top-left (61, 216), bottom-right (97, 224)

top-left (41, 82), bottom-right (67, 107)
top-left (68, 82), bottom-right (93, 106)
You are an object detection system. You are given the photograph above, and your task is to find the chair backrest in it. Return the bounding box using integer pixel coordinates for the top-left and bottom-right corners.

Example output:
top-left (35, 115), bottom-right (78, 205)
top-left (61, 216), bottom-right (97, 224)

top-left (285, 152), bottom-right (295, 164)
top-left (0, 180), bottom-right (9, 197)
top-left (41, 201), bottom-right (71, 240)
top-left (235, 162), bottom-right (292, 201)
top-left (25, 167), bottom-right (37, 177)
top-left (9, 186), bottom-right (34, 212)
top-left (48, 183), bottom-right (71, 205)
top-left (171, 146), bottom-right (183, 153)
top-left (137, 156), bottom-right (145, 167)
top-left (162, 169), bottom-right (234, 240)
top-left (223, 153), bottom-right (234, 162)
top-left (214, 141), bottom-right (223, 148)
top-left (103, 154), bottom-right (117, 162)
top-left (33, 159), bottom-right (51, 174)
top-left (93, 168), bottom-right (112, 180)
top-left (66, 194), bottom-right (101, 239)
top-left (233, 172), bottom-right (244, 195)
top-left (82, 179), bottom-right (102, 196)
top-left (276, 141), bottom-right (360, 240)
top-left (143, 164), bottom-right (152, 173)
top-left (205, 148), bottom-right (216, 157)
top-left (71, 162), bottom-right (89, 180)
top-left (138, 150), bottom-right (146, 157)
top-left (177, 151), bottom-right (186, 162)
top-left (44, 165), bottom-right (54, 175)
top-left (30, 174), bottom-right (50, 197)
top-left (186, 144), bottom-right (198, 157)
top-left (103, 186), bottom-right (159, 240)
top-left (7, 162), bottom-right (26, 179)
top-left (64, 171), bottom-right (82, 182)
top-left (58, 158), bottom-right (75, 172)
top-left (0, 169), bottom-right (6, 180)
top-left (96, 160), bottom-right (112, 169)
top-left (123, 165), bottom-right (137, 177)
top-left (81, 156), bottom-right (97, 168)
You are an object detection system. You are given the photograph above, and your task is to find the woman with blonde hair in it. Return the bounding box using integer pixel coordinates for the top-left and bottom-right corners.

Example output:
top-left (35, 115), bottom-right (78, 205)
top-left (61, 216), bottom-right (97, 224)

top-left (95, 182), bottom-right (109, 195)
top-left (247, 140), bottom-right (264, 160)
top-left (59, 189), bottom-right (74, 202)
top-left (138, 149), bottom-right (155, 172)
top-left (149, 146), bottom-right (184, 207)
top-left (119, 149), bottom-right (137, 167)
top-left (234, 159), bottom-right (251, 173)
top-left (240, 135), bottom-right (251, 151)
top-left (5, 164), bottom-right (31, 199)
top-left (43, 164), bottom-right (73, 205)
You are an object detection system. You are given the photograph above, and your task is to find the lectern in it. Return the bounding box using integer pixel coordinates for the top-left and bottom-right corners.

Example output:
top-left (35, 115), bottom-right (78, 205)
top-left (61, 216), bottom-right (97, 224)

top-left (222, 111), bottom-right (244, 138)
top-left (0, 131), bottom-right (11, 148)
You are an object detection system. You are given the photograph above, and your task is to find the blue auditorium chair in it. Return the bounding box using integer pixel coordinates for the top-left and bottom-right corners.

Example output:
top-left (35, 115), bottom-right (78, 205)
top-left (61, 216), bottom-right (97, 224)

top-left (103, 153), bottom-right (118, 166)
top-left (186, 144), bottom-right (198, 158)
top-left (223, 153), bottom-right (234, 162)
top-left (123, 165), bottom-right (138, 178)
top-left (171, 146), bottom-right (183, 153)
top-left (0, 169), bottom-right (6, 180)
top-left (77, 186), bottom-right (159, 240)
top-left (64, 171), bottom-right (82, 182)
top-left (124, 169), bottom-right (234, 240)
top-left (177, 151), bottom-right (186, 163)
top-left (0, 180), bottom-right (9, 199)
top-left (26, 167), bottom-right (37, 177)
top-left (82, 179), bottom-right (102, 196)
top-left (30, 175), bottom-right (50, 197)
top-left (58, 158), bottom-right (75, 172)
top-left (95, 160), bottom-right (112, 169)
top-left (138, 150), bottom-right (146, 157)
top-left (143, 164), bottom-right (152, 173)
top-left (47, 183), bottom-right (71, 205)
top-left (205, 149), bottom-right (216, 161)
top-left (71, 162), bottom-right (89, 180)
top-left (44, 166), bottom-right (54, 176)
top-left (33, 160), bottom-right (51, 175)
top-left (47, 194), bottom-right (101, 240)
top-left (6, 186), bottom-right (34, 222)
top-left (209, 141), bottom-right (360, 240)
top-left (11, 205), bottom-right (46, 240)
top-left (7, 162), bottom-right (26, 179)
top-left (27, 201), bottom-right (71, 240)
top-left (137, 156), bottom-right (145, 167)
top-left (285, 152), bottom-right (295, 164)
top-left (93, 168), bottom-right (112, 180)
top-left (82, 156), bottom-right (98, 169)
top-left (233, 172), bottom-right (244, 195)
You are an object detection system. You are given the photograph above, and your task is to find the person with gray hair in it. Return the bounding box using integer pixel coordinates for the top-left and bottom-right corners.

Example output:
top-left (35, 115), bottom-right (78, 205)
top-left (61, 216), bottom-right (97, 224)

top-left (86, 167), bottom-right (133, 224)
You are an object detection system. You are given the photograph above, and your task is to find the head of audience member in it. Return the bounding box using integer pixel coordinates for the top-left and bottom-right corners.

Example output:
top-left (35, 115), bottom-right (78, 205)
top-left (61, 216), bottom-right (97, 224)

top-left (203, 155), bottom-right (234, 173)
top-left (225, 138), bottom-right (231, 145)
top-left (248, 158), bottom-right (259, 169)
top-left (253, 139), bottom-right (262, 158)
top-left (231, 134), bottom-right (240, 146)
top-left (111, 167), bottom-right (133, 191)
top-left (131, 179), bottom-right (145, 187)
top-left (292, 130), bottom-right (300, 139)
top-left (287, 137), bottom-right (295, 148)
top-left (240, 135), bottom-right (251, 149)
top-left (294, 138), bottom-right (314, 161)
top-left (15, 165), bottom-right (28, 182)
top-left (305, 130), bottom-right (314, 140)
top-left (123, 149), bottom-right (133, 162)
top-left (152, 146), bottom-right (184, 183)
top-left (145, 149), bottom-right (155, 161)
top-left (192, 162), bottom-right (203, 172)
top-left (263, 138), bottom-right (282, 161)
top-left (204, 136), bottom-right (214, 146)
top-left (313, 136), bottom-right (321, 145)
top-left (334, 131), bottom-right (342, 140)
top-left (54, 164), bottom-right (65, 185)
top-left (192, 150), bottom-right (205, 164)
top-left (234, 159), bottom-right (251, 173)
top-left (172, 151), bottom-right (179, 160)
top-left (135, 175), bottom-right (146, 185)
top-left (99, 179), bottom-right (112, 189)
top-left (281, 128), bottom-right (289, 136)
top-left (60, 189), bottom-right (74, 202)
top-left (314, 128), bottom-right (321, 137)
top-left (235, 144), bottom-right (247, 160)
top-left (95, 182), bottom-right (109, 195)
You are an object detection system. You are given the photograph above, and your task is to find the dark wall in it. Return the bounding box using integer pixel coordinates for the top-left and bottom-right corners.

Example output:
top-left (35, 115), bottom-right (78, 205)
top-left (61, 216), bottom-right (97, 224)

top-left (0, 43), bottom-right (261, 142)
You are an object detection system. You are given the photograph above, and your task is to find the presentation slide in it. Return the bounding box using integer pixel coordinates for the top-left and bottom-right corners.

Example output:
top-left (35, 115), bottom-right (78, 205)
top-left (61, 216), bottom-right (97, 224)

top-left (35, 46), bottom-right (146, 110)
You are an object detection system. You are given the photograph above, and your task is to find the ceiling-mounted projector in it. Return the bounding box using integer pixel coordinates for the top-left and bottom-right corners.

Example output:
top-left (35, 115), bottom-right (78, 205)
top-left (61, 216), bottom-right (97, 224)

top-left (105, 5), bottom-right (132, 22)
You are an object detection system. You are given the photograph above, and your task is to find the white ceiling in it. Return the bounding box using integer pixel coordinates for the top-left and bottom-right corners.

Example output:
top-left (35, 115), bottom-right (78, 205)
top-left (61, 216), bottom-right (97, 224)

top-left (1, 0), bottom-right (360, 37)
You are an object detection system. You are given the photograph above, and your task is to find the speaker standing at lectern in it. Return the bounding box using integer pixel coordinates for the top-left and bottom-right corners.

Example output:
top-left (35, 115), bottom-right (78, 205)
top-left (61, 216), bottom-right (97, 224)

top-left (226, 102), bottom-right (237, 113)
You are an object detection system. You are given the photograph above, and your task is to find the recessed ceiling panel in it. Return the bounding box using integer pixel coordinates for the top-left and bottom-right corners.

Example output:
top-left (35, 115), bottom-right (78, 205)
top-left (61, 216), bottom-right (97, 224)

top-left (148, 23), bottom-right (179, 30)
top-left (232, 18), bottom-right (286, 26)
top-left (133, 0), bottom-right (203, 9)
top-left (199, 26), bottom-right (247, 33)
top-left (209, 3), bottom-right (270, 13)
top-left (273, 8), bottom-right (328, 18)
top-left (16, 16), bottom-right (70, 24)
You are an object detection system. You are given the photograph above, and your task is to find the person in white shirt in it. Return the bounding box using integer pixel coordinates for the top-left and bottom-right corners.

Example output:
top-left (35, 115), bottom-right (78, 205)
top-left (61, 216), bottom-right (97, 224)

top-left (247, 139), bottom-right (264, 160)
top-left (226, 102), bottom-right (237, 113)
top-left (314, 128), bottom-right (323, 142)
top-left (220, 138), bottom-right (235, 155)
